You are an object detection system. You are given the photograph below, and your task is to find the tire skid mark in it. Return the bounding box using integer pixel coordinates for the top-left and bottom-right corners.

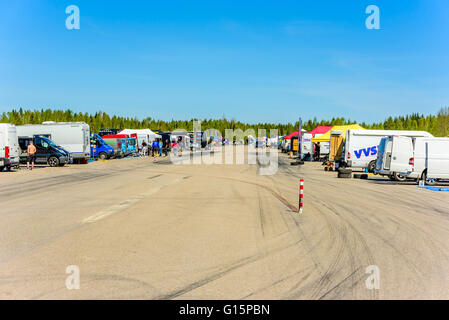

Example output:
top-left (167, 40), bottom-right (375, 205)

top-left (156, 238), bottom-right (304, 300)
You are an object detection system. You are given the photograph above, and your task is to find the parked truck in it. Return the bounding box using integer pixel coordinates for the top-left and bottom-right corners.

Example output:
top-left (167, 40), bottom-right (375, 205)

top-left (341, 129), bottom-right (433, 172)
top-left (16, 122), bottom-right (91, 163)
top-left (0, 123), bottom-right (20, 171)
top-left (102, 135), bottom-right (128, 158)
top-left (18, 135), bottom-right (70, 167)
top-left (90, 133), bottom-right (115, 160)
top-left (98, 128), bottom-right (119, 137)
top-left (102, 134), bottom-right (137, 156)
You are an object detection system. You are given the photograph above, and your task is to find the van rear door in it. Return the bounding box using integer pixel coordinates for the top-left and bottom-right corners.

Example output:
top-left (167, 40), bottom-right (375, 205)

top-left (376, 137), bottom-right (388, 171)
top-left (389, 136), bottom-right (413, 173)
top-left (427, 140), bottom-right (449, 179)
top-left (8, 126), bottom-right (20, 160)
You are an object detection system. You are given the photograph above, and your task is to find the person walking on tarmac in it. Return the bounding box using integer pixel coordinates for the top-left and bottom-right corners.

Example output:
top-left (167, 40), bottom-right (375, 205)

top-left (27, 140), bottom-right (37, 170)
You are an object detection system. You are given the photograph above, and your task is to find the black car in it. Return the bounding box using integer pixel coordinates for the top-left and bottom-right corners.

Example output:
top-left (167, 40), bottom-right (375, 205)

top-left (18, 136), bottom-right (70, 167)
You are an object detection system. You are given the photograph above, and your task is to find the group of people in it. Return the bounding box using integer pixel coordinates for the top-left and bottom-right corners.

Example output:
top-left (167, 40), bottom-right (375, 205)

top-left (141, 139), bottom-right (180, 158)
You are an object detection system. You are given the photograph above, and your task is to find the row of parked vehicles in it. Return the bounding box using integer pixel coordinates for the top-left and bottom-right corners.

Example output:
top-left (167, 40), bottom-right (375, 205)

top-left (0, 122), bottom-right (140, 171)
top-left (334, 129), bottom-right (449, 185)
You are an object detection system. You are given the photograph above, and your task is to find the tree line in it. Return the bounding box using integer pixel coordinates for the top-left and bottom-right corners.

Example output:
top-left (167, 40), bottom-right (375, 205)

top-left (1, 107), bottom-right (448, 137)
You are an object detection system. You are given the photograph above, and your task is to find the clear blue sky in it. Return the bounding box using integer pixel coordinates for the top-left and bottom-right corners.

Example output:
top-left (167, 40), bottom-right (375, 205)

top-left (1, 0), bottom-right (448, 124)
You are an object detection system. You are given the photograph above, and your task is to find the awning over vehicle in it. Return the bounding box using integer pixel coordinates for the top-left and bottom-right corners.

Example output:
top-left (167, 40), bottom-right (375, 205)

top-left (311, 124), bottom-right (365, 142)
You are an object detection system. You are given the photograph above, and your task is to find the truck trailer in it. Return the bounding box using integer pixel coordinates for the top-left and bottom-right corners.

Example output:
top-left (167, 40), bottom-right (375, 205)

top-left (16, 122), bottom-right (91, 163)
top-left (0, 123), bottom-right (20, 171)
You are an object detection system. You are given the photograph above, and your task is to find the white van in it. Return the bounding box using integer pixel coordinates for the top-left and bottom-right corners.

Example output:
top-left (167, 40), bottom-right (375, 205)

top-left (375, 136), bottom-right (415, 181)
top-left (405, 137), bottom-right (449, 185)
top-left (343, 130), bottom-right (433, 172)
top-left (16, 122), bottom-right (91, 162)
top-left (0, 123), bottom-right (20, 171)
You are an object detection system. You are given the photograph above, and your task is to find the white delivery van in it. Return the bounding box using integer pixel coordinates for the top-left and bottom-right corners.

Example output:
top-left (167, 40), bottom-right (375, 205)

top-left (16, 122), bottom-right (91, 162)
top-left (0, 123), bottom-right (20, 171)
top-left (343, 130), bottom-right (433, 172)
top-left (375, 136), bottom-right (415, 181)
top-left (405, 137), bottom-right (449, 185)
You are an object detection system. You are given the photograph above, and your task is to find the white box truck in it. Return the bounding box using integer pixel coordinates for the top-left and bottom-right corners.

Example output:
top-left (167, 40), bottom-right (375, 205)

top-left (16, 122), bottom-right (91, 162)
top-left (343, 130), bottom-right (433, 172)
top-left (0, 123), bottom-right (20, 171)
top-left (405, 137), bottom-right (449, 185)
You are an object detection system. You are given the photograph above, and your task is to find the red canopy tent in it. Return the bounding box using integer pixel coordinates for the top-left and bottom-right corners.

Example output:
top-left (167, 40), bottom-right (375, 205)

top-left (284, 131), bottom-right (301, 140)
top-left (309, 126), bottom-right (333, 137)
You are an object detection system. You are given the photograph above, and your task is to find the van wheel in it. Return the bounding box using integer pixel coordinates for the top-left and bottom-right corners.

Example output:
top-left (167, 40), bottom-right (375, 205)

top-left (368, 161), bottom-right (376, 173)
top-left (48, 156), bottom-right (59, 167)
top-left (422, 170), bottom-right (437, 186)
top-left (338, 168), bottom-right (352, 174)
top-left (392, 172), bottom-right (407, 182)
top-left (99, 152), bottom-right (108, 160)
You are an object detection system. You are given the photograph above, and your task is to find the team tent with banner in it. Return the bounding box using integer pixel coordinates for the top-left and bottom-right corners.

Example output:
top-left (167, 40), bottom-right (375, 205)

top-left (311, 124), bottom-right (365, 143)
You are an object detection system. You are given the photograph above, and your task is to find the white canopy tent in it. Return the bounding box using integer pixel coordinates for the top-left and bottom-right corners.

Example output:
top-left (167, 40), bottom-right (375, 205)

top-left (118, 129), bottom-right (162, 149)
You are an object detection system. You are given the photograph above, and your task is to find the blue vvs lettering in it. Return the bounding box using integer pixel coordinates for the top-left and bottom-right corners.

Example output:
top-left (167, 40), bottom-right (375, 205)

top-left (354, 146), bottom-right (378, 159)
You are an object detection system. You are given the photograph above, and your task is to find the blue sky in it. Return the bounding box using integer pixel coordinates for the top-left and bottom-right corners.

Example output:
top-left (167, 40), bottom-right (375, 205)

top-left (0, 0), bottom-right (448, 124)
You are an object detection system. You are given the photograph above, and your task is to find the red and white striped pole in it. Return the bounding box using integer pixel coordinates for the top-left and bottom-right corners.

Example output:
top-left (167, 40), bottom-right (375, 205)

top-left (299, 179), bottom-right (304, 214)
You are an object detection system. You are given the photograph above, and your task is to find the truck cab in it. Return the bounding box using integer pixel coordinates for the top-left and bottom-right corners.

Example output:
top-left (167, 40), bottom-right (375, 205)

top-left (18, 135), bottom-right (70, 167)
top-left (127, 137), bottom-right (137, 155)
top-left (90, 133), bottom-right (114, 160)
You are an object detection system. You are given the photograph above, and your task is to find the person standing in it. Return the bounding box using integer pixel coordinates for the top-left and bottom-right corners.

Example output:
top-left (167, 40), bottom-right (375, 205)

top-left (27, 140), bottom-right (37, 170)
top-left (152, 139), bottom-right (159, 157)
top-left (142, 140), bottom-right (148, 156)
top-left (172, 140), bottom-right (179, 157)
top-left (163, 139), bottom-right (169, 156)
top-left (159, 139), bottom-right (163, 157)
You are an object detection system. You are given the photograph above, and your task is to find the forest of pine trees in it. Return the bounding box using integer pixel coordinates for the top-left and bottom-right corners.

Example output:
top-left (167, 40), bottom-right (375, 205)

top-left (1, 107), bottom-right (448, 137)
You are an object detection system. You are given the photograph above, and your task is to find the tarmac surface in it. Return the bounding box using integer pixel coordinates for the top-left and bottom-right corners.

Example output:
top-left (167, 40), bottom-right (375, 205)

top-left (0, 148), bottom-right (448, 299)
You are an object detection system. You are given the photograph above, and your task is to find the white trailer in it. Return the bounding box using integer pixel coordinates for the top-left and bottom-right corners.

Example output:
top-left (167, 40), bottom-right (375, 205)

top-left (0, 123), bottom-right (20, 171)
top-left (343, 129), bottom-right (433, 172)
top-left (405, 137), bottom-right (449, 185)
top-left (301, 133), bottom-right (314, 160)
top-left (16, 122), bottom-right (91, 161)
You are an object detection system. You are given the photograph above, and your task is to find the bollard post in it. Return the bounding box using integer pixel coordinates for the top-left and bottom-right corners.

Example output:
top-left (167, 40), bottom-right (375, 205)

top-left (299, 179), bottom-right (304, 214)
